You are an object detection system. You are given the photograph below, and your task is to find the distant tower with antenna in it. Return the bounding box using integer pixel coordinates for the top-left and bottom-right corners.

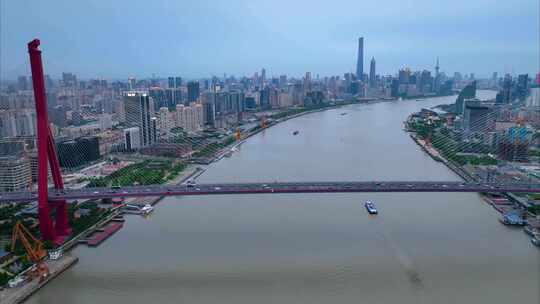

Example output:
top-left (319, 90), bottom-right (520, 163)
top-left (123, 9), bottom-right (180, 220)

top-left (434, 57), bottom-right (441, 93)
top-left (435, 57), bottom-right (440, 78)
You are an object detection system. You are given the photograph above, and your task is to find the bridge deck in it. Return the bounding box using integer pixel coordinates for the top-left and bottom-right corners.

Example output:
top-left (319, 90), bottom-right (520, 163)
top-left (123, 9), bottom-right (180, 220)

top-left (1, 181), bottom-right (540, 203)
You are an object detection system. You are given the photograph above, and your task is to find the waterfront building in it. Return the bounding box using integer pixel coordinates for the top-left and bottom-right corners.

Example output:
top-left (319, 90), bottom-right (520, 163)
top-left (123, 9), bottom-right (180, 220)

top-left (455, 81), bottom-right (477, 115)
top-left (462, 100), bottom-right (494, 134)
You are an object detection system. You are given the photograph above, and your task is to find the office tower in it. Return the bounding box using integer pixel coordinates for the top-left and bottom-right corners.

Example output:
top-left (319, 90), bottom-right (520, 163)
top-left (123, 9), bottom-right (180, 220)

top-left (261, 68), bottom-right (266, 88)
top-left (123, 92), bottom-right (155, 147)
top-left (201, 92), bottom-right (216, 126)
top-left (187, 81), bottom-right (200, 103)
top-left (168, 77), bottom-right (175, 88)
top-left (455, 81), bottom-right (477, 114)
top-left (279, 75), bottom-right (287, 88)
top-left (369, 57), bottom-right (376, 88)
top-left (62, 72), bottom-right (77, 87)
top-left (123, 127), bottom-right (141, 150)
top-left (175, 77), bottom-right (182, 88)
top-left (57, 137), bottom-right (100, 167)
top-left (128, 77), bottom-right (136, 90)
top-left (516, 74), bottom-right (529, 99)
top-left (433, 58), bottom-right (441, 93)
top-left (304, 72), bottom-right (312, 94)
top-left (356, 37), bottom-right (364, 79)
top-left (398, 69), bottom-right (411, 84)
top-left (462, 100), bottom-right (494, 134)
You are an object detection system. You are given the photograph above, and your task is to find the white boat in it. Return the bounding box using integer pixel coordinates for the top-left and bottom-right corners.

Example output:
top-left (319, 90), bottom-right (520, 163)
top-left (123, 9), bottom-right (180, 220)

top-left (531, 235), bottom-right (540, 248)
top-left (365, 201), bottom-right (378, 214)
top-left (140, 204), bottom-right (154, 215)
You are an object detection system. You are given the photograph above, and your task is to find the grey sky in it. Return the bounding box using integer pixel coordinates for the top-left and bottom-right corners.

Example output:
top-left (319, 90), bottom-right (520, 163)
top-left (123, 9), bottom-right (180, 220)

top-left (1, 0), bottom-right (538, 80)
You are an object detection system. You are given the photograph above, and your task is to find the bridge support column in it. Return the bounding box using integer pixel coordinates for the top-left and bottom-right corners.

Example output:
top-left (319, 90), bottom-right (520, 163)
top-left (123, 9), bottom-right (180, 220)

top-left (28, 39), bottom-right (70, 244)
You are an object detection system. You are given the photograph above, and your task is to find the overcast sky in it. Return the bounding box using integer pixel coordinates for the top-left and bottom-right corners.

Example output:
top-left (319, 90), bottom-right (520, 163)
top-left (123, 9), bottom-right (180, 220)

top-left (1, 0), bottom-right (538, 80)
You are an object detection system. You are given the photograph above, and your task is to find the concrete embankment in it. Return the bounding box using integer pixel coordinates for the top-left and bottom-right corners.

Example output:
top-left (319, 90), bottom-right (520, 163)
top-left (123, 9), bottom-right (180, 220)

top-left (408, 133), bottom-right (475, 182)
top-left (408, 130), bottom-right (535, 219)
top-left (0, 255), bottom-right (79, 304)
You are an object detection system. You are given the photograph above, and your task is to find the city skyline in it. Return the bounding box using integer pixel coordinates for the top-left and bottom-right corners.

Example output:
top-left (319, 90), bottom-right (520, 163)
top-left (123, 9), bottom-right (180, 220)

top-left (1, 0), bottom-right (539, 80)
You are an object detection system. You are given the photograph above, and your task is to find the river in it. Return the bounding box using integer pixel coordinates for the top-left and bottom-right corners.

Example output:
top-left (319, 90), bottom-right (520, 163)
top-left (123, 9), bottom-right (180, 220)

top-left (27, 91), bottom-right (539, 304)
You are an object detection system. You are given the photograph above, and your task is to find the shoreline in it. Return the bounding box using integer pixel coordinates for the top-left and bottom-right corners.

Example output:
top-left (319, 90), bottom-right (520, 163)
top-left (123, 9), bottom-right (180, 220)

top-left (205, 99), bottom-right (395, 165)
top-left (405, 127), bottom-right (538, 234)
top-left (0, 255), bottom-right (79, 304)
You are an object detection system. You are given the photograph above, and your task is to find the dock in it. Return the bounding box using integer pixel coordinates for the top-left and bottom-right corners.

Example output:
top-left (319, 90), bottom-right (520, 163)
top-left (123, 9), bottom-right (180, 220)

top-left (80, 222), bottom-right (123, 247)
top-left (0, 255), bottom-right (79, 304)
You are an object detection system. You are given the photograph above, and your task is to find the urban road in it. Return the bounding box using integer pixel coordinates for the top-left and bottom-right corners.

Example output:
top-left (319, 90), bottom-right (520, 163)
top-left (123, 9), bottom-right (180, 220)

top-left (1, 181), bottom-right (540, 203)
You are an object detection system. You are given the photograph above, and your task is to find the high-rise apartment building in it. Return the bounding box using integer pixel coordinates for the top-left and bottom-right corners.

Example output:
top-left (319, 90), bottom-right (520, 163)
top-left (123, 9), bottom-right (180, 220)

top-left (0, 156), bottom-right (32, 192)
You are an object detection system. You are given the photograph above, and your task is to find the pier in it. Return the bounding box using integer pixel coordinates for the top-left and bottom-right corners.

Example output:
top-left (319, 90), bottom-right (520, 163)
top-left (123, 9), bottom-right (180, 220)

top-left (0, 255), bottom-right (78, 304)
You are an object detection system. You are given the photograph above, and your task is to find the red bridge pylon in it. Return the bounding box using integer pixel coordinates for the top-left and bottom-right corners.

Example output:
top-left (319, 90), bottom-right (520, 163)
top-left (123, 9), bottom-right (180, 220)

top-left (28, 39), bottom-right (71, 244)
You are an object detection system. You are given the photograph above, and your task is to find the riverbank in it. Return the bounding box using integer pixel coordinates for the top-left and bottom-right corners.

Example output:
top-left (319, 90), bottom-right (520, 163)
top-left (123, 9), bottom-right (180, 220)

top-left (206, 99), bottom-right (393, 164)
top-left (407, 127), bottom-right (540, 240)
top-left (0, 255), bottom-right (78, 304)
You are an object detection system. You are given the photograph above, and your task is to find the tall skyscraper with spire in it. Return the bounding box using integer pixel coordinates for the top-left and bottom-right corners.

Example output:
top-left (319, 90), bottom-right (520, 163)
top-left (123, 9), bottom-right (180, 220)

top-left (356, 37), bottom-right (364, 80)
top-left (434, 57), bottom-right (441, 93)
top-left (369, 57), bottom-right (376, 88)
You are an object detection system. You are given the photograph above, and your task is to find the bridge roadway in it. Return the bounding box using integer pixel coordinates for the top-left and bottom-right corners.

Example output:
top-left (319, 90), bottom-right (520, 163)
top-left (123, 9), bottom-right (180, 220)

top-left (1, 181), bottom-right (540, 203)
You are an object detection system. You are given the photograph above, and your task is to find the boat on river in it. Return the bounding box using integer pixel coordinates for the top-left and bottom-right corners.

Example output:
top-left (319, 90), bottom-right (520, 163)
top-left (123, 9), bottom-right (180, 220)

top-left (365, 201), bottom-right (378, 214)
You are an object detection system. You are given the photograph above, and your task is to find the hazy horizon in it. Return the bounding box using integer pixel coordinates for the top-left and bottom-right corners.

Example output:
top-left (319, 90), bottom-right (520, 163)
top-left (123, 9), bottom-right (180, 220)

top-left (1, 0), bottom-right (538, 80)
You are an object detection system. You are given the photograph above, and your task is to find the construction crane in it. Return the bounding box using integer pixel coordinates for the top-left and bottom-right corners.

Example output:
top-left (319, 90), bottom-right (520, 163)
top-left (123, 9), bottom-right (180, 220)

top-left (11, 221), bottom-right (49, 282)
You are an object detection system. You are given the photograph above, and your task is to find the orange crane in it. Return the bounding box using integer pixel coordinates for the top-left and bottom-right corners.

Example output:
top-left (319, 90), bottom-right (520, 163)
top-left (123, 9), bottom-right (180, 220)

top-left (234, 128), bottom-right (242, 141)
top-left (261, 116), bottom-right (267, 129)
top-left (11, 221), bottom-right (49, 281)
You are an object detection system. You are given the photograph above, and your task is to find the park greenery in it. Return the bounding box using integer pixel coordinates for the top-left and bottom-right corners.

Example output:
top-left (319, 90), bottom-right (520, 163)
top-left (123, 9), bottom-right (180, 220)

top-left (67, 202), bottom-right (109, 235)
top-left (409, 121), bottom-right (497, 166)
top-left (192, 136), bottom-right (235, 158)
top-left (87, 160), bottom-right (186, 187)
top-left (0, 271), bottom-right (12, 287)
top-left (527, 204), bottom-right (540, 215)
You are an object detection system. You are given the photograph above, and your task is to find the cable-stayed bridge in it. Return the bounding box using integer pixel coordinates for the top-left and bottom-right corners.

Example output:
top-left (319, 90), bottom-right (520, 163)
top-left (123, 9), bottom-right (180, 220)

top-left (3, 39), bottom-right (539, 244)
top-left (1, 181), bottom-right (539, 204)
